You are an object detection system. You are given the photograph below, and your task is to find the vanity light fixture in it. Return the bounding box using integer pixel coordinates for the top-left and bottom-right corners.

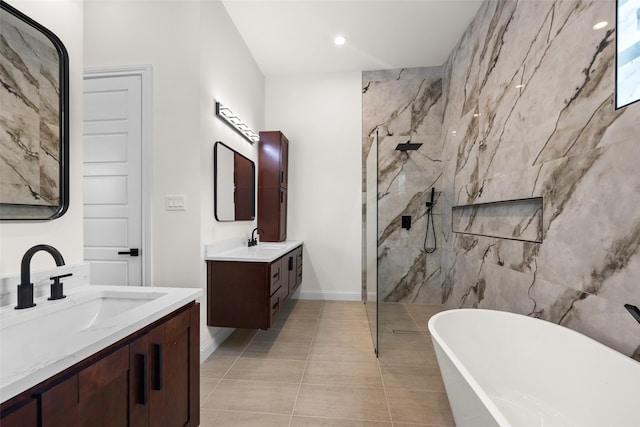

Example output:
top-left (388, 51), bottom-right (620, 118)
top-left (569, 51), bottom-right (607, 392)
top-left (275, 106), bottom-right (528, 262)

top-left (334, 35), bottom-right (346, 46)
top-left (215, 101), bottom-right (259, 144)
top-left (592, 21), bottom-right (608, 30)
top-left (515, 84), bottom-right (524, 88)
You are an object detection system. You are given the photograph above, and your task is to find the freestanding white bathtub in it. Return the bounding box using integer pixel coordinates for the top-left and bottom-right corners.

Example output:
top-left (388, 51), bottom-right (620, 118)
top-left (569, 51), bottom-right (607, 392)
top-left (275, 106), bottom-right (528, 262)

top-left (428, 309), bottom-right (640, 427)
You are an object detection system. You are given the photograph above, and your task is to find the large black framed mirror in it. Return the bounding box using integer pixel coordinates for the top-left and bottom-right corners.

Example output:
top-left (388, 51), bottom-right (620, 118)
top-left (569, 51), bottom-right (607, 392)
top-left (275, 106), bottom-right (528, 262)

top-left (214, 141), bottom-right (255, 221)
top-left (0, 2), bottom-right (69, 220)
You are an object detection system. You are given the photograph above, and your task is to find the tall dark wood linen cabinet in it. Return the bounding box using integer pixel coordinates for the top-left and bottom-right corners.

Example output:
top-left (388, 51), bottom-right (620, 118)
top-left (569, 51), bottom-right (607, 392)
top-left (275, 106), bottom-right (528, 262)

top-left (258, 131), bottom-right (289, 242)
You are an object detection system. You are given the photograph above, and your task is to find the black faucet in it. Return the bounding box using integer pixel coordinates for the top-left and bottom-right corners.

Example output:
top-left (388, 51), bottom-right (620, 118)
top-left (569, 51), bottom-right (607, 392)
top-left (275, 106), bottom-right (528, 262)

top-left (248, 227), bottom-right (265, 247)
top-left (16, 244), bottom-right (66, 309)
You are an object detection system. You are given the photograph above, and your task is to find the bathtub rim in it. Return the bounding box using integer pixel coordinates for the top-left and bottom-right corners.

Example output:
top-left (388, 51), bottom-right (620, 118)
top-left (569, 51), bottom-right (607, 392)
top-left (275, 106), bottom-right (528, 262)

top-left (428, 309), bottom-right (511, 427)
top-left (428, 308), bottom-right (640, 427)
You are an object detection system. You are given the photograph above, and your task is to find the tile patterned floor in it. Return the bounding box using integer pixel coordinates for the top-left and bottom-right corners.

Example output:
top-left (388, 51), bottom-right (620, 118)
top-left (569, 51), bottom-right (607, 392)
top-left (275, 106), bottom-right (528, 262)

top-left (200, 300), bottom-right (455, 426)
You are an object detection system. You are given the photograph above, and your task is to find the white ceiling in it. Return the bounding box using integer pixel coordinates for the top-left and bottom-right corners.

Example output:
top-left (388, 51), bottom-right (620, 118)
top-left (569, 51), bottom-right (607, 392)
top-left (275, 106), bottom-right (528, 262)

top-left (221, 0), bottom-right (484, 77)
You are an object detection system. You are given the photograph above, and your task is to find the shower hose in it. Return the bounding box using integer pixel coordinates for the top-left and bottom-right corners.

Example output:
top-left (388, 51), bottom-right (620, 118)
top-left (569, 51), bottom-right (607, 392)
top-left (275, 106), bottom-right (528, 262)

top-left (424, 204), bottom-right (436, 254)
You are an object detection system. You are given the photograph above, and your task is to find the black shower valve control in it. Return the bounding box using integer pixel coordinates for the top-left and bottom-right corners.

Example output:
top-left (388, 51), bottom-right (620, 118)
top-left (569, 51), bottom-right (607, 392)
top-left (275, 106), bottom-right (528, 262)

top-left (401, 216), bottom-right (411, 230)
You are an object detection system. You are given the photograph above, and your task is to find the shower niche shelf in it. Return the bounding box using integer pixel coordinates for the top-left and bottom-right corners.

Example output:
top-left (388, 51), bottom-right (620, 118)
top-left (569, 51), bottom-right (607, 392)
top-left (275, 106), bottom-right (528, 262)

top-left (452, 197), bottom-right (543, 243)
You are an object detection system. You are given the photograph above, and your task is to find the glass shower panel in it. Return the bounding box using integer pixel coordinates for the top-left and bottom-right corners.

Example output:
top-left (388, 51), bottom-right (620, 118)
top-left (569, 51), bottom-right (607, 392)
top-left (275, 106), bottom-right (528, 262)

top-left (364, 130), bottom-right (378, 355)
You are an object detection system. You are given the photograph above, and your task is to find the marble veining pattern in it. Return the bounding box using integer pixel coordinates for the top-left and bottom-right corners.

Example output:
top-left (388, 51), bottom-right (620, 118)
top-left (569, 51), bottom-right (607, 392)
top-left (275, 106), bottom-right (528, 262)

top-left (364, 0), bottom-right (640, 359)
top-left (443, 0), bottom-right (640, 358)
top-left (363, 67), bottom-right (446, 304)
top-left (0, 12), bottom-right (60, 206)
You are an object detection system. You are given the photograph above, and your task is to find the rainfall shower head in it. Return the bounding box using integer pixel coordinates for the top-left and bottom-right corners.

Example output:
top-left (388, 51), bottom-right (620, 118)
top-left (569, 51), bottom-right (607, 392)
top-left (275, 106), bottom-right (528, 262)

top-left (395, 141), bottom-right (423, 151)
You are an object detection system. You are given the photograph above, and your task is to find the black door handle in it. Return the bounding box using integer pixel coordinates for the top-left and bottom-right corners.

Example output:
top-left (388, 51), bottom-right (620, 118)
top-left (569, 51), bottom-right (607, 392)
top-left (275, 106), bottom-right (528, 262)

top-left (118, 248), bottom-right (139, 256)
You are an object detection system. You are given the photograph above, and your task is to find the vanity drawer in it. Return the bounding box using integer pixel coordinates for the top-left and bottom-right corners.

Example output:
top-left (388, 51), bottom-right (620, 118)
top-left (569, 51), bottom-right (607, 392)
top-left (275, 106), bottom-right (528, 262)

top-left (270, 259), bottom-right (282, 295)
top-left (269, 287), bottom-right (281, 323)
top-left (296, 247), bottom-right (303, 286)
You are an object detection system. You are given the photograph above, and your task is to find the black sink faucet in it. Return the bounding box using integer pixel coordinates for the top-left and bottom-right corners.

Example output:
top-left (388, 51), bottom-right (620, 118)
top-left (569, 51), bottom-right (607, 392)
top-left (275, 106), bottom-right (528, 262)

top-left (248, 227), bottom-right (265, 247)
top-left (15, 244), bottom-right (66, 309)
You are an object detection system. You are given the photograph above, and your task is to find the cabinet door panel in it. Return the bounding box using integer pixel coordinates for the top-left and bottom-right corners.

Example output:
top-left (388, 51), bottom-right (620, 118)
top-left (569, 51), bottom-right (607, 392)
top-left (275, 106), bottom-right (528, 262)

top-left (78, 346), bottom-right (129, 427)
top-left (40, 375), bottom-right (79, 427)
top-left (208, 261), bottom-right (270, 328)
top-left (0, 399), bottom-right (38, 427)
top-left (286, 253), bottom-right (295, 297)
top-left (130, 335), bottom-right (150, 426)
top-left (258, 187), bottom-right (283, 242)
top-left (280, 187), bottom-right (287, 241)
top-left (258, 131), bottom-right (288, 242)
top-left (78, 346), bottom-right (128, 398)
top-left (150, 309), bottom-right (191, 427)
top-left (78, 373), bottom-right (128, 427)
top-left (258, 131), bottom-right (283, 188)
top-left (280, 135), bottom-right (288, 188)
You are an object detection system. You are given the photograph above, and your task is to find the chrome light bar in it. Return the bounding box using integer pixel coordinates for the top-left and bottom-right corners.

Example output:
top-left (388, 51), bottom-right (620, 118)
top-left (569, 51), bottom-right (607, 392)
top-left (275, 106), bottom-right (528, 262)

top-left (215, 101), bottom-right (259, 144)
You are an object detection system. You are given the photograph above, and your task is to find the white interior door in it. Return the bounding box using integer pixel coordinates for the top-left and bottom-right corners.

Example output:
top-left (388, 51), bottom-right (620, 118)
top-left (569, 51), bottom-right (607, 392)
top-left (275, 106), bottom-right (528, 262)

top-left (83, 74), bottom-right (142, 286)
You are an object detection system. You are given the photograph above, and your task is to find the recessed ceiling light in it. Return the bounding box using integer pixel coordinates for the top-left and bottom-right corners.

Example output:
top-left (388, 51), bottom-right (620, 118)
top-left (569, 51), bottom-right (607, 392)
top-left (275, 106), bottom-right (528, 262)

top-left (593, 21), bottom-right (608, 30)
top-left (334, 35), bottom-right (346, 46)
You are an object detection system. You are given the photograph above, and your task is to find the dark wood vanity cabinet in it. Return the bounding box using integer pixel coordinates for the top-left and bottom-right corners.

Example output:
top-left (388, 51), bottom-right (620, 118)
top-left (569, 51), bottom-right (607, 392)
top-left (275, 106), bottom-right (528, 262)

top-left (207, 245), bottom-right (303, 329)
top-left (0, 303), bottom-right (200, 427)
top-left (39, 345), bottom-right (130, 427)
top-left (258, 131), bottom-right (289, 242)
top-left (0, 398), bottom-right (37, 427)
top-left (129, 305), bottom-right (199, 427)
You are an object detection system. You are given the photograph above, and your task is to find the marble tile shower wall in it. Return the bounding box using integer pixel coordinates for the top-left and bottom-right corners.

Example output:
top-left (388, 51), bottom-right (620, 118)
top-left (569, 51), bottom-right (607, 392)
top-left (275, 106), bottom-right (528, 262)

top-left (362, 67), bottom-right (446, 304)
top-left (363, 0), bottom-right (640, 358)
top-left (440, 0), bottom-right (640, 358)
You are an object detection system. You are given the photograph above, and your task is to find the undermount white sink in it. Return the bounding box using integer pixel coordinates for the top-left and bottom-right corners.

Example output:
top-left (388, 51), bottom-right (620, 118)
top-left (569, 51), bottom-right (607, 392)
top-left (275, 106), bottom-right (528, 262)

top-left (1, 284), bottom-right (202, 403)
top-left (1, 290), bottom-right (166, 345)
top-left (205, 240), bottom-right (302, 262)
top-left (256, 244), bottom-right (288, 250)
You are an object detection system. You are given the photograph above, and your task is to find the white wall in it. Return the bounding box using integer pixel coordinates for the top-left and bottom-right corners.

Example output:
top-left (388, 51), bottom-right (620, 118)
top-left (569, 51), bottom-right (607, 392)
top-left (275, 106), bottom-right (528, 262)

top-left (84, 0), bottom-right (202, 289)
top-left (265, 72), bottom-right (362, 299)
top-left (0, 0), bottom-right (85, 276)
top-left (84, 0), bottom-right (265, 356)
top-left (198, 0), bottom-right (265, 355)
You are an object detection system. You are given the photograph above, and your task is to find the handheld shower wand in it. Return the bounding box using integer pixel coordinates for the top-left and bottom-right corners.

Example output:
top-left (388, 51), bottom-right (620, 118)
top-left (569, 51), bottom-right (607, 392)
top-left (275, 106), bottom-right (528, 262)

top-left (426, 188), bottom-right (434, 209)
top-left (424, 188), bottom-right (437, 254)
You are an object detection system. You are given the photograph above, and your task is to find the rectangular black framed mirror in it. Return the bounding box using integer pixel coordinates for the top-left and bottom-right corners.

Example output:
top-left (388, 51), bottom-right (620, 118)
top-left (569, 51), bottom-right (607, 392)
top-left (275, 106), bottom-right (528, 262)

top-left (616, 0), bottom-right (640, 109)
top-left (0, 1), bottom-right (69, 220)
top-left (214, 141), bottom-right (255, 221)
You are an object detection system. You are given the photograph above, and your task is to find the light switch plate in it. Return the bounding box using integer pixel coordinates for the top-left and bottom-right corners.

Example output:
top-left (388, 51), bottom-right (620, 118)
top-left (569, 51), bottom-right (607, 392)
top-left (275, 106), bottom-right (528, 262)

top-left (165, 195), bottom-right (186, 211)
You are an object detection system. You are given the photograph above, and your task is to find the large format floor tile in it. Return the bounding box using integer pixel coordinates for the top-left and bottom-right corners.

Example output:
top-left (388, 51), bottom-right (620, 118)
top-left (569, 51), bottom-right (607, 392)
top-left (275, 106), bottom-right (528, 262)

top-left (200, 301), bottom-right (455, 426)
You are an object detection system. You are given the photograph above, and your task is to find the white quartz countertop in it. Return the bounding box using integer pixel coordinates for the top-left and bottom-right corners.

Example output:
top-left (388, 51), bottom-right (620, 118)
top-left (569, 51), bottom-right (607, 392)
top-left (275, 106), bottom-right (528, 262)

top-left (205, 240), bottom-right (303, 263)
top-left (0, 284), bottom-right (202, 403)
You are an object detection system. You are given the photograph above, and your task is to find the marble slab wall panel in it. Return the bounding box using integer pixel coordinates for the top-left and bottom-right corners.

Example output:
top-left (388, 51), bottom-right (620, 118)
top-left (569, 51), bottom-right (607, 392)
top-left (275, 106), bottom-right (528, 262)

top-left (362, 68), bottom-right (445, 304)
top-left (438, 0), bottom-right (640, 358)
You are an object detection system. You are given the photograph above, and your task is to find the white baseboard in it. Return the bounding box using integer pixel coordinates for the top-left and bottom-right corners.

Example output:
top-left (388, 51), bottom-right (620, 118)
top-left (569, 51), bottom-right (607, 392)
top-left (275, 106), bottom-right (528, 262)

top-left (200, 327), bottom-right (235, 363)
